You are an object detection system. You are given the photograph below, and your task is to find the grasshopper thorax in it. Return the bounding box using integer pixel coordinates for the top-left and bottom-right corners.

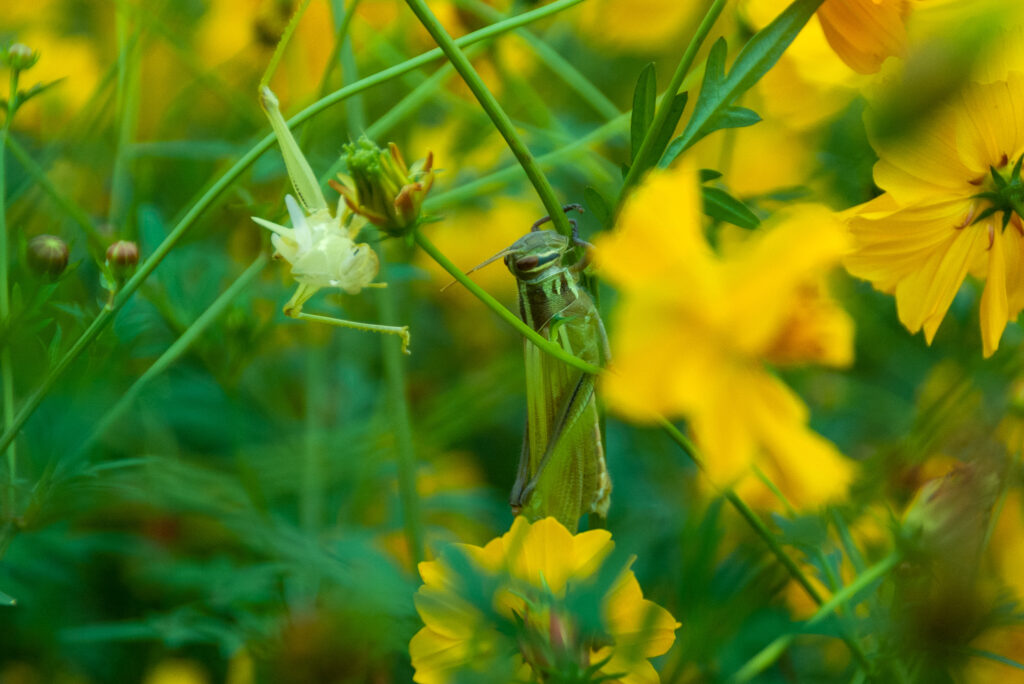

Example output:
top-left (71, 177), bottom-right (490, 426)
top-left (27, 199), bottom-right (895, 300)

top-left (503, 230), bottom-right (572, 283)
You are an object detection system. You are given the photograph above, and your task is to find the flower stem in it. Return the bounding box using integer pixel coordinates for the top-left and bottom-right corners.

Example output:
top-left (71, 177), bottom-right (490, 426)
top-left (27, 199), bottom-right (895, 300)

top-left (730, 552), bottom-right (899, 683)
top-left (657, 418), bottom-right (877, 676)
top-left (414, 230), bottom-right (600, 375)
top-left (0, 67), bottom-right (20, 520)
top-left (402, 0), bottom-right (574, 237)
top-left (78, 255), bottom-right (268, 458)
top-left (378, 253), bottom-right (425, 568)
top-left (618, 0), bottom-right (727, 202)
top-left (0, 0), bottom-right (583, 457)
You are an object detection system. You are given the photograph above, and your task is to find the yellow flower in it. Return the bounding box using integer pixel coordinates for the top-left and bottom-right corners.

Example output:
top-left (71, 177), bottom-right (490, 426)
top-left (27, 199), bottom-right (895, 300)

top-left (594, 163), bottom-right (854, 508)
top-left (410, 517), bottom-right (679, 684)
top-left (817, 0), bottom-right (911, 74)
top-left (574, 0), bottom-right (700, 52)
top-left (845, 71), bottom-right (1024, 357)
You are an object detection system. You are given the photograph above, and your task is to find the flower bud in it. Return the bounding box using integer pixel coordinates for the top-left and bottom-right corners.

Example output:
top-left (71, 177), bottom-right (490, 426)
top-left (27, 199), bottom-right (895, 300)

top-left (5, 43), bottom-right (39, 71)
top-left (331, 137), bottom-right (435, 238)
top-left (106, 240), bottom-right (139, 282)
top-left (26, 234), bottom-right (68, 278)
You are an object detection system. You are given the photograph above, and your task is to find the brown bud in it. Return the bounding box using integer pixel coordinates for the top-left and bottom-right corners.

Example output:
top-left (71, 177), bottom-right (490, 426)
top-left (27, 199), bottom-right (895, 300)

top-left (26, 235), bottom-right (69, 278)
top-left (106, 240), bottom-right (139, 281)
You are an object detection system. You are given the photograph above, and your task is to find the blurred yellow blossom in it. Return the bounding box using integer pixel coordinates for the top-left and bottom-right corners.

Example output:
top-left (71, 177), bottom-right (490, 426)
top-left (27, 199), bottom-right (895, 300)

top-left (817, 0), bottom-right (911, 74)
top-left (410, 516), bottom-right (679, 684)
top-left (845, 70), bottom-right (1024, 357)
top-left (595, 162), bottom-right (854, 508)
top-left (574, 0), bottom-right (699, 52)
top-left (143, 660), bottom-right (209, 684)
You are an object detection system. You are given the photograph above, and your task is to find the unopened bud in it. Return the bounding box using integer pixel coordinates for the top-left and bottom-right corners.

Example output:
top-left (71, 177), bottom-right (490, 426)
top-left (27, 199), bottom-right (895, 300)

top-left (26, 234), bottom-right (68, 278)
top-left (106, 240), bottom-right (139, 281)
top-left (331, 137), bottom-right (435, 238)
top-left (6, 43), bottom-right (39, 71)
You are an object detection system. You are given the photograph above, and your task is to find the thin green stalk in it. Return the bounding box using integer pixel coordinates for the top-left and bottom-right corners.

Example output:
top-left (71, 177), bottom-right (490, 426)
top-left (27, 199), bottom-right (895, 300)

top-left (0, 0), bottom-right (586, 457)
top-left (316, 0), bottom-right (363, 100)
top-left (426, 111), bottom-right (629, 210)
top-left (378, 253), bottom-right (425, 567)
top-left (109, 4), bottom-right (141, 231)
top-left (5, 135), bottom-right (106, 256)
top-left (79, 255), bottom-right (268, 456)
top-left (260, 0), bottom-right (315, 89)
top-left (730, 552), bottom-right (900, 683)
top-left (302, 330), bottom-right (326, 534)
top-left (1, 67), bottom-right (20, 520)
top-left (415, 230), bottom-right (600, 375)
top-left (456, 0), bottom-right (621, 121)
top-left (657, 418), bottom-right (876, 675)
top-left (402, 0), bottom-right (573, 237)
top-left (618, 0), bottom-right (728, 201)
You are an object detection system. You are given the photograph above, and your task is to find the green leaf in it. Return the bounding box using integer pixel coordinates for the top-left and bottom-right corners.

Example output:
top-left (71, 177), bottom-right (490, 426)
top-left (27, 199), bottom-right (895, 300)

top-left (630, 63), bottom-right (657, 163)
top-left (583, 187), bottom-right (612, 228)
top-left (647, 91), bottom-right (689, 166)
top-left (0, 588), bottom-right (15, 606)
top-left (700, 169), bottom-right (724, 182)
top-left (15, 78), bottom-right (65, 110)
top-left (701, 186), bottom-right (760, 229)
top-left (660, 0), bottom-right (825, 166)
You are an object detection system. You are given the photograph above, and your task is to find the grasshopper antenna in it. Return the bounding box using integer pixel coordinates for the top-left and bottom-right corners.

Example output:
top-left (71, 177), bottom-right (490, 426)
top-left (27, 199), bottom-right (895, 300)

top-left (439, 248), bottom-right (511, 293)
top-left (530, 203), bottom-right (584, 232)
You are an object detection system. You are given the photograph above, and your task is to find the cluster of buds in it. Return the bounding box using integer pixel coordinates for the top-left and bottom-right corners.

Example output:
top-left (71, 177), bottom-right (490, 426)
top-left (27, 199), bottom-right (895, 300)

top-left (26, 235), bottom-right (68, 279)
top-left (332, 137), bottom-right (435, 238)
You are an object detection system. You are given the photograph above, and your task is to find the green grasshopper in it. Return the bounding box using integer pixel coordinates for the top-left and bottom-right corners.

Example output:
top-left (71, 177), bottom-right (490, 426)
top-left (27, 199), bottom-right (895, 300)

top-left (463, 205), bottom-right (611, 531)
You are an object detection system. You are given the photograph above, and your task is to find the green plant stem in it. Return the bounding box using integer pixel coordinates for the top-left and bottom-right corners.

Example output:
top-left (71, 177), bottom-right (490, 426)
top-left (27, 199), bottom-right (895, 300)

top-left (5, 135), bottom-right (106, 257)
top-left (618, 0), bottom-right (727, 202)
top-left (415, 230), bottom-right (600, 375)
top-left (730, 552), bottom-right (900, 683)
top-left (79, 255), bottom-right (268, 457)
top-left (260, 0), bottom-right (315, 89)
top-left (657, 418), bottom-right (876, 675)
top-left (0, 0), bottom-right (585, 457)
top-left (109, 4), bottom-right (141, 231)
top-left (426, 111), bottom-right (629, 210)
top-left (402, 0), bottom-right (573, 237)
top-left (0, 68), bottom-right (20, 520)
top-left (378, 254), bottom-right (425, 568)
top-left (455, 0), bottom-right (621, 121)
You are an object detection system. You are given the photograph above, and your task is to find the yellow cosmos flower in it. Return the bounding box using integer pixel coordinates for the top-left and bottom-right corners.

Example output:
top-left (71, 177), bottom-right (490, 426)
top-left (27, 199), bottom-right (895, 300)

top-left (845, 71), bottom-right (1024, 357)
top-left (817, 0), bottom-right (911, 74)
top-left (594, 163), bottom-right (854, 509)
top-left (410, 517), bottom-right (679, 684)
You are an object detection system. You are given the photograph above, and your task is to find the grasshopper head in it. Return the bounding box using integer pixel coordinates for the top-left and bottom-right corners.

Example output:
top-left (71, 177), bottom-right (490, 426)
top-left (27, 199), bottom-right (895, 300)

top-left (503, 230), bottom-right (570, 281)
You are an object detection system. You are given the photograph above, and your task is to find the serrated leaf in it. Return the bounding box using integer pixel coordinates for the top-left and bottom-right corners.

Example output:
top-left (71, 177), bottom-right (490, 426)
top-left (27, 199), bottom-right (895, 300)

top-left (700, 169), bottom-right (724, 182)
top-left (661, 0), bottom-right (825, 166)
top-left (583, 187), bottom-right (611, 229)
top-left (630, 63), bottom-right (657, 162)
top-left (701, 186), bottom-right (760, 229)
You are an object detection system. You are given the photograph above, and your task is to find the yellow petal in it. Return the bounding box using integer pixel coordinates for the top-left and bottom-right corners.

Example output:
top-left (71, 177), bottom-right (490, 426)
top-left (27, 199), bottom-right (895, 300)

top-left (594, 161), bottom-right (711, 294)
top-left (817, 0), bottom-right (909, 74)
top-left (980, 220), bottom-right (1009, 357)
top-left (954, 75), bottom-right (1024, 177)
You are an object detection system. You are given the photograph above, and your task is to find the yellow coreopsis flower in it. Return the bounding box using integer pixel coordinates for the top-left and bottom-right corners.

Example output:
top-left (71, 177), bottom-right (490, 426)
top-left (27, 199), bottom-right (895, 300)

top-left (817, 0), bottom-right (911, 74)
top-left (594, 163), bottom-right (854, 509)
top-left (410, 517), bottom-right (679, 684)
top-left (845, 70), bottom-right (1024, 357)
